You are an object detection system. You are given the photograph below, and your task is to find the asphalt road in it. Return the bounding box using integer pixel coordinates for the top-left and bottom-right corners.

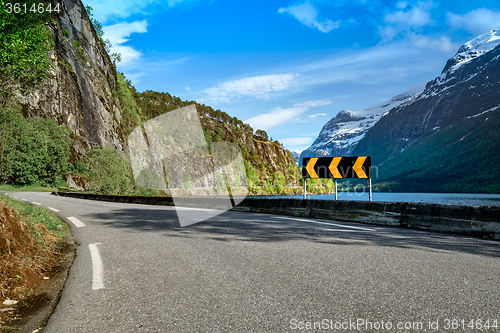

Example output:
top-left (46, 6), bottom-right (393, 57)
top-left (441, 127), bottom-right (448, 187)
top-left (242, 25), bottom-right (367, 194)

top-left (5, 192), bottom-right (500, 332)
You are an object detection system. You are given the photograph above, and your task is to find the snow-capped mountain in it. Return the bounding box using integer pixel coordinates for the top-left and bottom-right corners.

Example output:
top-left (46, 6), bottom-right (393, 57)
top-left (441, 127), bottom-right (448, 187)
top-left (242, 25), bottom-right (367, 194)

top-left (291, 150), bottom-right (301, 165)
top-left (349, 29), bottom-right (500, 192)
top-left (300, 91), bottom-right (415, 160)
top-left (300, 29), bottom-right (500, 192)
top-left (355, 29), bottom-right (500, 156)
top-left (442, 29), bottom-right (500, 73)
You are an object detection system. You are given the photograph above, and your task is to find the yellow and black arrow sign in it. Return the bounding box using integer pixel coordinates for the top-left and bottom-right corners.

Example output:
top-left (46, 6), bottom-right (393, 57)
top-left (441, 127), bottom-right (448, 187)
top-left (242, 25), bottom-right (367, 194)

top-left (302, 156), bottom-right (371, 179)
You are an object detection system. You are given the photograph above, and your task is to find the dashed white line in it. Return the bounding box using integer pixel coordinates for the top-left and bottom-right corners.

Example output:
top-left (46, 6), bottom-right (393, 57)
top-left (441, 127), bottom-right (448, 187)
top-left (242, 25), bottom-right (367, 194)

top-left (48, 207), bottom-right (60, 212)
top-left (13, 196), bottom-right (18, 199)
top-left (88, 243), bottom-right (105, 290)
top-left (274, 216), bottom-right (375, 231)
top-left (67, 217), bottom-right (86, 228)
top-left (21, 199), bottom-right (28, 201)
top-left (32, 202), bottom-right (42, 206)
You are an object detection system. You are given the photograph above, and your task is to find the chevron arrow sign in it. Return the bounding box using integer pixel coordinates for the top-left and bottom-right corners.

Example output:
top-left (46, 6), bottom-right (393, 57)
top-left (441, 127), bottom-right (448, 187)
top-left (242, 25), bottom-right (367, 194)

top-left (302, 156), bottom-right (371, 179)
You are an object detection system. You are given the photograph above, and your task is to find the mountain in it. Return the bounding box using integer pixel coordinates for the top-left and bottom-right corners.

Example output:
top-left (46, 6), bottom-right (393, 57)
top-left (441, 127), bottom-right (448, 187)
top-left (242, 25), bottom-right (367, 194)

top-left (291, 150), bottom-right (301, 164)
top-left (352, 29), bottom-right (500, 193)
top-left (5, 0), bottom-right (127, 157)
top-left (0, 0), bottom-right (300, 193)
top-left (300, 91), bottom-right (416, 163)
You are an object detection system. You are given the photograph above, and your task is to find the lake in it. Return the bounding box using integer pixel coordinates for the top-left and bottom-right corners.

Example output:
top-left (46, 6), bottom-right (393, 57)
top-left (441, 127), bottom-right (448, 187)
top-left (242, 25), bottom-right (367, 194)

top-left (252, 192), bottom-right (500, 207)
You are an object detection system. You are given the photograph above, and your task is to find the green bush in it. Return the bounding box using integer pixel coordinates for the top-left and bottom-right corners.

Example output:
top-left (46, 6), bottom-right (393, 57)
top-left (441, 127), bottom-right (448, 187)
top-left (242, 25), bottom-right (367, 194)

top-left (116, 72), bottom-right (142, 135)
top-left (86, 148), bottom-right (132, 194)
top-left (273, 171), bottom-right (286, 194)
top-left (0, 0), bottom-right (53, 100)
top-left (0, 108), bottom-right (71, 185)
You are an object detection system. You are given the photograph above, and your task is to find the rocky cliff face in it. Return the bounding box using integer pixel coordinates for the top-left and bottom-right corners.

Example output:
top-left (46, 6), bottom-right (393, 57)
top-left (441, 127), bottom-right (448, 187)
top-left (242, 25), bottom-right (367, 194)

top-left (13, 0), bottom-right (126, 157)
top-left (132, 90), bottom-right (299, 188)
top-left (3, 0), bottom-right (299, 192)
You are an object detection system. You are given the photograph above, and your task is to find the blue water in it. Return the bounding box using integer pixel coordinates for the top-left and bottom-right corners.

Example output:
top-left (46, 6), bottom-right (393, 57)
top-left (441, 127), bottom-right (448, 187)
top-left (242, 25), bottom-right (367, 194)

top-left (252, 192), bottom-right (500, 207)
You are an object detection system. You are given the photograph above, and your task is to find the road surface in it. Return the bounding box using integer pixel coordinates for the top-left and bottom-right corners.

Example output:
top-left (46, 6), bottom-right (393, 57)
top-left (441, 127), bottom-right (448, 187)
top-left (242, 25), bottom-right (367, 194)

top-left (4, 192), bottom-right (500, 332)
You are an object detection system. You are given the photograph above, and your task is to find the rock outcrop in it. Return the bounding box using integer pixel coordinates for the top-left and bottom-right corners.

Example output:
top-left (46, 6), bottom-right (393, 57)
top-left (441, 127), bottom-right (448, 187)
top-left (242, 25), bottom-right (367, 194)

top-left (13, 0), bottom-right (126, 157)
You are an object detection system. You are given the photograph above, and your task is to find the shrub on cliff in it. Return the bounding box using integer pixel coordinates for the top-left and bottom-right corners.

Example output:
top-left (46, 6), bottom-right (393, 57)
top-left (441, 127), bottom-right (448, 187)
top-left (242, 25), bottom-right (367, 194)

top-left (0, 0), bottom-right (53, 103)
top-left (86, 147), bottom-right (132, 194)
top-left (116, 72), bottom-right (142, 135)
top-left (0, 107), bottom-right (71, 185)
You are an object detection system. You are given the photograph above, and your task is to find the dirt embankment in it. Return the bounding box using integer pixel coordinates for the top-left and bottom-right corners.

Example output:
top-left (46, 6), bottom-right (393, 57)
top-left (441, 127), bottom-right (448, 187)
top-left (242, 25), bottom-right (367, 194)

top-left (0, 200), bottom-right (74, 332)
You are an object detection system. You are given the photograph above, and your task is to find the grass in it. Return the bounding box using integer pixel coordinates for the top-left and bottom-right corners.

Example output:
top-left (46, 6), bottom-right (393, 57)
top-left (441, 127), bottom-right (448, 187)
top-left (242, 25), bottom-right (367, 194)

top-left (0, 182), bottom-right (70, 193)
top-left (0, 195), bottom-right (71, 330)
top-left (0, 195), bottom-right (70, 243)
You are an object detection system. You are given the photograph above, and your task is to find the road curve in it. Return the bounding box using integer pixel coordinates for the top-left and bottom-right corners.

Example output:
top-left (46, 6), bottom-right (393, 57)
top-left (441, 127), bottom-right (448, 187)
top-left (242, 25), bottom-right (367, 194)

top-left (5, 192), bottom-right (500, 332)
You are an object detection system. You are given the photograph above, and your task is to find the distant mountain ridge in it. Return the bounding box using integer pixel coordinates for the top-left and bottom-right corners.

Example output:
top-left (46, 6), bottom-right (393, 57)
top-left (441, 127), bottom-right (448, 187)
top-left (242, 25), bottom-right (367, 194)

top-left (303, 29), bottom-right (500, 192)
top-left (300, 91), bottom-right (415, 162)
top-left (354, 29), bottom-right (500, 157)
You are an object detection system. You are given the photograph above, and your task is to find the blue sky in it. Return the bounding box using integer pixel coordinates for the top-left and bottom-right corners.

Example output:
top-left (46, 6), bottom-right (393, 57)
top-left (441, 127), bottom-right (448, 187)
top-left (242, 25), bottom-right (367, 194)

top-left (82, 0), bottom-right (500, 152)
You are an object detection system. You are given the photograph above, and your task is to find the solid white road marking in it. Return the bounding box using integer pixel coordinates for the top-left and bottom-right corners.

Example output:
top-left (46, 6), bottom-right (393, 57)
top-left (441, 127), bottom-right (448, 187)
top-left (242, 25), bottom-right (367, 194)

top-left (67, 217), bottom-right (86, 228)
top-left (274, 216), bottom-right (375, 231)
top-left (48, 207), bottom-right (60, 212)
top-left (88, 243), bottom-right (105, 290)
top-left (32, 202), bottom-right (42, 206)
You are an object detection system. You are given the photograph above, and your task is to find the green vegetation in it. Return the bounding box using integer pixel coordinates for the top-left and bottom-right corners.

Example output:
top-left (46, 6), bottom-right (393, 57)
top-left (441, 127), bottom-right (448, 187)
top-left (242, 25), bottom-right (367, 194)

top-left (116, 73), bottom-right (141, 135)
top-left (0, 194), bottom-right (70, 328)
top-left (131, 89), bottom-right (301, 195)
top-left (359, 112), bottom-right (500, 193)
top-left (85, 147), bottom-right (133, 195)
top-left (0, 0), bottom-right (54, 102)
top-left (0, 107), bottom-right (71, 186)
top-left (85, 5), bottom-right (120, 63)
top-left (0, 2), bottom-right (299, 196)
top-left (0, 183), bottom-right (63, 192)
top-left (0, 194), bottom-right (70, 243)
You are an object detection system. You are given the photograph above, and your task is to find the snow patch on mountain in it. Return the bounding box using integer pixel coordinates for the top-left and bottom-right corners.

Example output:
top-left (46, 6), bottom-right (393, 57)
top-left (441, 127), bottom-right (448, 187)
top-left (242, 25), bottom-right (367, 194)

top-left (442, 29), bottom-right (500, 74)
top-left (301, 91), bottom-right (415, 159)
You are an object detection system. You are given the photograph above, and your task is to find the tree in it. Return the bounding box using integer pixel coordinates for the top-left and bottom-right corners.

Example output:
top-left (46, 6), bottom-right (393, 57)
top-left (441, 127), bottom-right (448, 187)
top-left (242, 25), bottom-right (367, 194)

top-left (0, 107), bottom-right (71, 185)
top-left (86, 148), bottom-right (132, 194)
top-left (255, 129), bottom-right (268, 140)
top-left (85, 5), bottom-right (120, 63)
top-left (0, 0), bottom-right (53, 102)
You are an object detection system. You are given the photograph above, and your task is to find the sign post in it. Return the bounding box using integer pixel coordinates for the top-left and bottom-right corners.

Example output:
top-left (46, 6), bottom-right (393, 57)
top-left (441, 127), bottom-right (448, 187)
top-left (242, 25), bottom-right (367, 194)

top-left (303, 178), bottom-right (307, 200)
top-left (335, 178), bottom-right (338, 200)
top-left (368, 178), bottom-right (372, 201)
top-left (302, 156), bottom-right (372, 201)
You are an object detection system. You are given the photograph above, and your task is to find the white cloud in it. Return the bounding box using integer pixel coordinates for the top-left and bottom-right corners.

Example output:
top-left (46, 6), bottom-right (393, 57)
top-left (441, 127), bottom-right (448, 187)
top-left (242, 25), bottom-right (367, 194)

top-left (202, 73), bottom-right (299, 104)
top-left (294, 42), bottom-right (420, 87)
top-left (409, 33), bottom-right (457, 52)
top-left (447, 9), bottom-right (500, 36)
top-left (245, 99), bottom-right (331, 131)
top-left (104, 20), bottom-right (148, 66)
top-left (384, 4), bottom-right (434, 31)
top-left (84, 0), bottom-right (157, 23)
top-left (379, 1), bottom-right (434, 41)
top-left (377, 2), bottom-right (459, 53)
top-left (279, 137), bottom-right (314, 146)
top-left (84, 0), bottom-right (200, 23)
top-left (278, 1), bottom-right (340, 33)
top-left (309, 113), bottom-right (327, 118)
top-left (185, 86), bottom-right (191, 91)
